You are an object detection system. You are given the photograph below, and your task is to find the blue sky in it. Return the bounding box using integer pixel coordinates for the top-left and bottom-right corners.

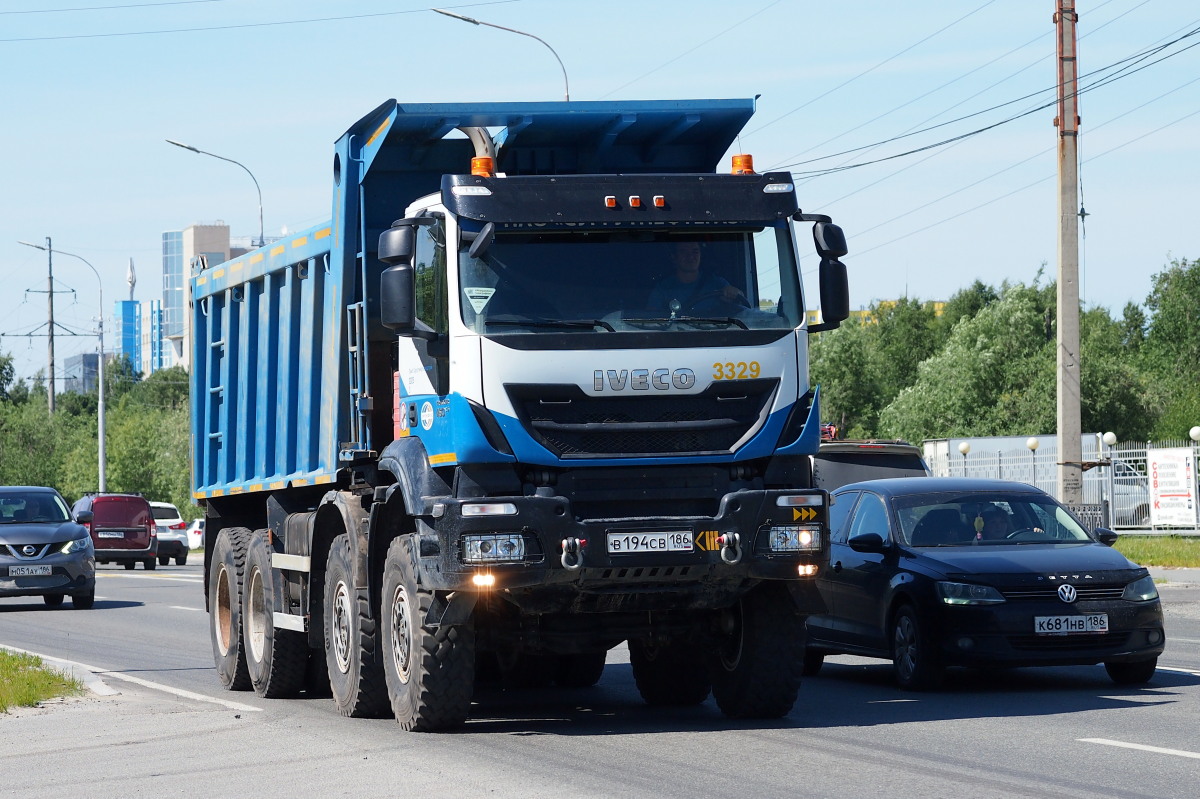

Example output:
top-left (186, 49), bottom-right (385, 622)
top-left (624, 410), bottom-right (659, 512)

top-left (2, 0), bottom-right (1198, 383)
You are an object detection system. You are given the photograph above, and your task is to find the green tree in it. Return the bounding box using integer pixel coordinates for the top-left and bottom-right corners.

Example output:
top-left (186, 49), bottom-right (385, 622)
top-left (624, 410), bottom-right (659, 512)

top-left (1142, 258), bottom-right (1200, 439)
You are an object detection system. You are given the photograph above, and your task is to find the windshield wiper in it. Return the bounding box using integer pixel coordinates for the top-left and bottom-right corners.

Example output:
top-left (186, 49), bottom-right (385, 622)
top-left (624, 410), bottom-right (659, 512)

top-left (486, 318), bottom-right (616, 332)
top-left (623, 315), bottom-right (748, 330)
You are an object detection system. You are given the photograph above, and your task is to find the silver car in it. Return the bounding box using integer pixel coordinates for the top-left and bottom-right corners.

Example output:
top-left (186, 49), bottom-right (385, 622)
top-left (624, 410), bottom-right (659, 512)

top-left (0, 486), bottom-right (96, 609)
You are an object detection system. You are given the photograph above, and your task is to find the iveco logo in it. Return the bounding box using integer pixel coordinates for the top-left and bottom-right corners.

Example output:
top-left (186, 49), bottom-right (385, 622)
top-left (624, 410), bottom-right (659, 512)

top-left (593, 368), bottom-right (696, 392)
top-left (1057, 583), bottom-right (1078, 603)
top-left (22, 545), bottom-right (36, 557)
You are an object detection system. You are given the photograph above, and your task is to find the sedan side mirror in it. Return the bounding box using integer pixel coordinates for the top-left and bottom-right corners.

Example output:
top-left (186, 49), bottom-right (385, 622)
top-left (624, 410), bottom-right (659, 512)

top-left (74, 510), bottom-right (94, 524)
top-left (848, 532), bottom-right (887, 553)
top-left (1094, 528), bottom-right (1119, 546)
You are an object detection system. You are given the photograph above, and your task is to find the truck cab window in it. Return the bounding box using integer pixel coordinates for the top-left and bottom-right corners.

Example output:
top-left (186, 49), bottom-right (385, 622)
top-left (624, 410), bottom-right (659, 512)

top-left (414, 217), bottom-right (449, 335)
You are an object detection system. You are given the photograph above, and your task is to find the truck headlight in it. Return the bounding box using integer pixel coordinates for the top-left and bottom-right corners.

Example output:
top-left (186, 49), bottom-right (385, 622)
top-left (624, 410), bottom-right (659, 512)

top-left (1122, 574), bottom-right (1159, 602)
top-left (936, 581), bottom-right (1006, 605)
top-left (767, 526), bottom-right (821, 552)
top-left (462, 534), bottom-right (526, 563)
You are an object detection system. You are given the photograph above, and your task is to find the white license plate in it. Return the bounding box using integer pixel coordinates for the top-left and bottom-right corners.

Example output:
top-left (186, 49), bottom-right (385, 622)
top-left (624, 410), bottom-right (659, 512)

top-left (97, 531), bottom-right (124, 538)
top-left (1034, 614), bottom-right (1108, 635)
top-left (9, 565), bottom-right (52, 576)
top-left (607, 531), bottom-right (693, 554)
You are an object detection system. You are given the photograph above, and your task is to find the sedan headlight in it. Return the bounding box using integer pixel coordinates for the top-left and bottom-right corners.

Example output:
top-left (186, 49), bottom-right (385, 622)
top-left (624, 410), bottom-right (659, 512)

top-left (936, 581), bottom-right (1006, 605)
top-left (1122, 574), bottom-right (1159, 602)
top-left (462, 533), bottom-right (526, 563)
top-left (60, 536), bottom-right (93, 555)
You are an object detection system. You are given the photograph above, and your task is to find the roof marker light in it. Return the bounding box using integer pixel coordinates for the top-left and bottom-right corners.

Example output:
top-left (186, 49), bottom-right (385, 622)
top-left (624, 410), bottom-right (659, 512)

top-left (471, 156), bottom-right (494, 177)
top-left (763, 182), bottom-right (794, 193)
top-left (628, 195), bottom-right (641, 208)
top-left (604, 196), bottom-right (617, 208)
top-left (653, 195), bottom-right (665, 207)
top-left (731, 154), bottom-right (755, 174)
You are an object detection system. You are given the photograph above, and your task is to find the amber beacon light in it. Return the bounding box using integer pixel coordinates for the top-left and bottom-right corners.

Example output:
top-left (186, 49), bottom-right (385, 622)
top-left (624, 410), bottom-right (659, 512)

top-left (731, 154), bottom-right (755, 174)
top-left (471, 156), bottom-right (495, 177)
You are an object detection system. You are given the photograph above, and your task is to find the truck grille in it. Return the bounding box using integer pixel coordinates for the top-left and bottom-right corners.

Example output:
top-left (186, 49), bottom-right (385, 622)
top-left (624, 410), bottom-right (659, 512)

top-left (505, 379), bottom-right (777, 458)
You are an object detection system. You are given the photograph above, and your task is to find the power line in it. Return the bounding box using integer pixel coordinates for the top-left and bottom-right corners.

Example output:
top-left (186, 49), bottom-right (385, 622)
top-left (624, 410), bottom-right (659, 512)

top-left (0, 0), bottom-right (223, 14)
top-left (745, 0), bottom-right (1000, 137)
top-left (0, 1), bottom-right (519, 42)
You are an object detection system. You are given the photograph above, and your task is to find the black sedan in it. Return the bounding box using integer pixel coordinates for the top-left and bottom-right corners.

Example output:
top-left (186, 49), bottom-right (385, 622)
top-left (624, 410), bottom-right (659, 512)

top-left (0, 486), bottom-right (96, 609)
top-left (805, 477), bottom-right (1164, 689)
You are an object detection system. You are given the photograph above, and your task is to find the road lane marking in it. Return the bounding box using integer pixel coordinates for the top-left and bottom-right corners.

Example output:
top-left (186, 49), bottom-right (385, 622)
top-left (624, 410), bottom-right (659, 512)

top-left (1080, 739), bottom-right (1200, 760)
top-left (1157, 666), bottom-right (1200, 677)
top-left (0, 645), bottom-right (260, 713)
top-left (1168, 636), bottom-right (1200, 645)
top-left (170, 606), bottom-right (203, 612)
top-left (97, 573), bottom-right (202, 583)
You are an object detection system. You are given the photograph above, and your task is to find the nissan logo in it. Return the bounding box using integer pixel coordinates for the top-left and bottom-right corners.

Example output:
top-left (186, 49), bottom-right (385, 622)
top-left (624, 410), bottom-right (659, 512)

top-left (1057, 583), bottom-right (1078, 603)
top-left (21, 545), bottom-right (36, 557)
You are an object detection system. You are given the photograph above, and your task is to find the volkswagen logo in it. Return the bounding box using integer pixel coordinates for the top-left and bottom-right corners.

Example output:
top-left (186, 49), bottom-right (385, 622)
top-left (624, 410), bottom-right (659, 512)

top-left (21, 545), bottom-right (37, 557)
top-left (1057, 583), bottom-right (1078, 603)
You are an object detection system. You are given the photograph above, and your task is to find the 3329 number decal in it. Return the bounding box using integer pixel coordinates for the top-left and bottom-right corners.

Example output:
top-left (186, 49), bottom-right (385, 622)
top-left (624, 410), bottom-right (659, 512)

top-left (712, 361), bottom-right (761, 380)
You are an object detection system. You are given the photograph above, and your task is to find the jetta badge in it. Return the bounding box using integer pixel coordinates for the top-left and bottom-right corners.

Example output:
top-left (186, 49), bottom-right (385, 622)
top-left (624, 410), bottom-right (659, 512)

top-left (1057, 583), bottom-right (1078, 603)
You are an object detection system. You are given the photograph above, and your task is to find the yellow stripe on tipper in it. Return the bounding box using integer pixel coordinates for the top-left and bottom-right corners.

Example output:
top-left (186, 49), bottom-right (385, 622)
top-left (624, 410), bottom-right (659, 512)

top-left (366, 118), bottom-right (391, 146)
top-left (213, 269), bottom-right (225, 279)
top-left (270, 245), bottom-right (285, 257)
top-left (291, 236), bottom-right (308, 248)
top-left (315, 228), bottom-right (331, 240)
top-left (249, 253), bottom-right (264, 264)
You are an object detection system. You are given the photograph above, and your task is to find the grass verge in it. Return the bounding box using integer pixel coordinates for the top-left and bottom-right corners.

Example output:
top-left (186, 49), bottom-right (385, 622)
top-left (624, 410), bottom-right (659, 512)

top-left (0, 650), bottom-right (84, 713)
top-left (1114, 535), bottom-right (1200, 568)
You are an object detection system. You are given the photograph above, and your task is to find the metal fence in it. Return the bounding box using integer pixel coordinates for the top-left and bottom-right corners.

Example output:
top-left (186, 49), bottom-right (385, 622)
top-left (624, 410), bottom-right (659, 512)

top-left (926, 439), bottom-right (1200, 533)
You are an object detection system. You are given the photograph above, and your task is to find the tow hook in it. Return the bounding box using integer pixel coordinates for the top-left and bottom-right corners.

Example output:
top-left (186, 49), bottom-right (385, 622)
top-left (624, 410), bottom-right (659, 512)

top-left (561, 537), bottom-right (584, 571)
top-left (718, 532), bottom-right (742, 565)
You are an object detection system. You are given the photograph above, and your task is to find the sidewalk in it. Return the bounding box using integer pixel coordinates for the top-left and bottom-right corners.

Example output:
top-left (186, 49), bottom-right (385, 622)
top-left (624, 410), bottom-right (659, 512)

top-left (1148, 566), bottom-right (1200, 587)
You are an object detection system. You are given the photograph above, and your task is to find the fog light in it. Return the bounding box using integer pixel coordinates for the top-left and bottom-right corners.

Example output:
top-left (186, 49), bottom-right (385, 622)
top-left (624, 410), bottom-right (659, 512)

top-left (1148, 629), bottom-right (1163, 645)
top-left (797, 564), bottom-right (818, 577)
top-left (462, 533), bottom-right (526, 563)
top-left (768, 526), bottom-right (821, 552)
top-left (472, 573), bottom-right (496, 588)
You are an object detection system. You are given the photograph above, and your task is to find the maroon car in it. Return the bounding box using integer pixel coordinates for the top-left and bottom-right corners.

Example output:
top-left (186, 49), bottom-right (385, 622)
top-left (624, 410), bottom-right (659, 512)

top-left (72, 493), bottom-right (158, 570)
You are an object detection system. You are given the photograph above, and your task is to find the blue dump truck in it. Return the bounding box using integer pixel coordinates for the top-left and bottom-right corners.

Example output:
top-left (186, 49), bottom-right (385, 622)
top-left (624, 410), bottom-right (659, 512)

top-left (191, 99), bottom-right (850, 731)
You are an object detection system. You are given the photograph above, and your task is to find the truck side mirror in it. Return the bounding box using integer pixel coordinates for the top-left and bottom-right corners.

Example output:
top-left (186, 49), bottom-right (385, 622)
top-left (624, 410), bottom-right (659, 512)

top-left (380, 264), bottom-right (417, 332)
top-left (813, 222), bottom-right (848, 259)
top-left (379, 224), bottom-right (416, 266)
top-left (810, 258), bottom-right (849, 333)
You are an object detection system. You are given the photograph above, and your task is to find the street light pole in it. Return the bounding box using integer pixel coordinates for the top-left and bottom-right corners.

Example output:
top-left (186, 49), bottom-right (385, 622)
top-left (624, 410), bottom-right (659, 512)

top-left (433, 8), bottom-right (570, 101)
top-left (17, 240), bottom-right (106, 491)
top-left (166, 139), bottom-right (265, 247)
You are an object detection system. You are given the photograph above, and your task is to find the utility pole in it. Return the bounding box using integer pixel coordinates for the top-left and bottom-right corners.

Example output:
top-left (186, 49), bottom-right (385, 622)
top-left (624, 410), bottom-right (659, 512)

top-left (46, 237), bottom-right (57, 413)
top-left (1055, 0), bottom-right (1083, 506)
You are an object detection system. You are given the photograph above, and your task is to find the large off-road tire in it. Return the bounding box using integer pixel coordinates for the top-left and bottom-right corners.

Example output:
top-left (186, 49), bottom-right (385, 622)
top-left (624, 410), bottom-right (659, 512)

top-left (380, 535), bottom-right (475, 731)
top-left (892, 604), bottom-right (944, 691)
top-left (802, 649), bottom-right (825, 677)
top-left (629, 638), bottom-right (711, 706)
top-left (242, 529), bottom-right (308, 698)
top-left (1105, 657), bottom-right (1157, 685)
top-left (710, 585), bottom-right (804, 719)
top-left (324, 533), bottom-right (389, 718)
top-left (210, 527), bottom-right (253, 691)
top-left (71, 590), bottom-right (95, 610)
top-left (554, 652), bottom-right (607, 688)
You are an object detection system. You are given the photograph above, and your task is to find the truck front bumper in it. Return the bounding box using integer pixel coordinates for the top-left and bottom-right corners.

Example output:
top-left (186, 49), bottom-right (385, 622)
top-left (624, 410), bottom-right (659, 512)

top-left (413, 488), bottom-right (829, 613)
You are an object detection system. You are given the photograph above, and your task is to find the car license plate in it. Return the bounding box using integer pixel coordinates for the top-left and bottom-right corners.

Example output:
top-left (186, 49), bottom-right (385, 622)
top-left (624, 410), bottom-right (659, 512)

top-left (607, 531), bottom-right (693, 554)
top-left (9, 565), bottom-right (52, 576)
top-left (1034, 614), bottom-right (1108, 635)
top-left (97, 531), bottom-right (124, 538)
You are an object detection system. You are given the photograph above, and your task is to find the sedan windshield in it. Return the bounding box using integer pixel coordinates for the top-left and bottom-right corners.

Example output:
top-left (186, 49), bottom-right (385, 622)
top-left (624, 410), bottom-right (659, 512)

top-left (458, 227), bottom-right (802, 334)
top-left (0, 494), bottom-right (69, 524)
top-left (891, 492), bottom-right (1093, 546)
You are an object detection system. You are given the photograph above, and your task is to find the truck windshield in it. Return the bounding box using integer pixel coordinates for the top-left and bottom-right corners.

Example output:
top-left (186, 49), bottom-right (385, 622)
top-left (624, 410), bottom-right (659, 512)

top-left (458, 226), bottom-right (803, 334)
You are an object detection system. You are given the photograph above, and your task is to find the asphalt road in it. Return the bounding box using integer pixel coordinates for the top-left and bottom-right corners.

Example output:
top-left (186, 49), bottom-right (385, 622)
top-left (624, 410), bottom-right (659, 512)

top-left (2, 563), bottom-right (1199, 799)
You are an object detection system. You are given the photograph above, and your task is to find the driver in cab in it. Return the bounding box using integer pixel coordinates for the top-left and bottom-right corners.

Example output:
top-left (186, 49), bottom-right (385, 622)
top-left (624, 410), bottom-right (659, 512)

top-left (647, 241), bottom-right (745, 314)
